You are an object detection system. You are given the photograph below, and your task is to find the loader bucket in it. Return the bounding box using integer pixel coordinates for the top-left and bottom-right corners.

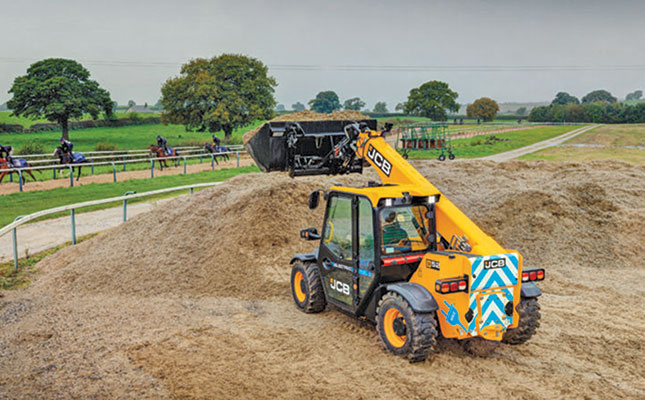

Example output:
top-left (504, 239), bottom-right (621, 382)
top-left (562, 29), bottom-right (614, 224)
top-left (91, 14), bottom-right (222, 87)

top-left (244, 119), bottom-right (377, 177)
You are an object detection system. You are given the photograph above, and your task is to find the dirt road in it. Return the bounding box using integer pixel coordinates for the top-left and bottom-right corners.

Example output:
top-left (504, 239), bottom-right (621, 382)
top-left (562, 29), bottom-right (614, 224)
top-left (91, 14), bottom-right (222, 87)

top-left (0, 157), bottom-right (253, 195)
top-left (480, 125), bottom-right (600, 161)
top-left (1, 160), bottom-right (643, 399)
top-left (0, 198), bottom-right (176, 263)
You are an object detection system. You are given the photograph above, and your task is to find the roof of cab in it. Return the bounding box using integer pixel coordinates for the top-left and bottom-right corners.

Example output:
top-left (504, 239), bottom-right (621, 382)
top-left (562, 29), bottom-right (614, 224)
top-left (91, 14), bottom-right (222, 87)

top-left (329, 183), bottom-right (440, 207)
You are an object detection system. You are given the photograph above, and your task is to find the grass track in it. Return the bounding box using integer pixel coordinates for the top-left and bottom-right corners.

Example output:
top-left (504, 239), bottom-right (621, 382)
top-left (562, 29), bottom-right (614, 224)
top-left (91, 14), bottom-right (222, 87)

top-left (0, 165), bottom-right (259, 227)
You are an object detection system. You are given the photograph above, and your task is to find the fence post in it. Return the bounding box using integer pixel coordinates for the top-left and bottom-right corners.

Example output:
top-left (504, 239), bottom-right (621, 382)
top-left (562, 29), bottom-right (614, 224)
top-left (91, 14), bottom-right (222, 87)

top-left (211, 154), bottom-right (214, 170)
top-left (69, 165), bottom-right (74, 187)
top-left (11, 216), bottom-right (24, 270)
top-left (123, 156), bottom-right (126, 171)
top-left (111, 162), bottom-right (117, 182)
top-left (10, 171), bottom-right (13, 182)
top-left (53, 167), bottom-right (56, 179)
top-left (199, 154), bottom-right (203, 164)
top-left (151, 159), bottom-right (154, 178)
top-left (91, 161), bottom-right (95, 175)
top-left (123, 191), bottom-right (136, 222)
top-left (18, 170), bottom-right (23, 192)
top-left (71, 209), bottom-right (76, 245)
top-left (190, 187), bottom-right (194, 195)
top-left (236, 151), bottom-right (240, 168)
top-left (183, 157), bottom-right (187, 174)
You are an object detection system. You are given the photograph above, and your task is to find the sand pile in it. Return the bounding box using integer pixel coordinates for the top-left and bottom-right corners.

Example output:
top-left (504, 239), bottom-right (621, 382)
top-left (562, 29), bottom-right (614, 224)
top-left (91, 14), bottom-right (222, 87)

top-left (242, 110), bottom-right (369, 145)
top-left (1, 160), bottom-right (644, 399)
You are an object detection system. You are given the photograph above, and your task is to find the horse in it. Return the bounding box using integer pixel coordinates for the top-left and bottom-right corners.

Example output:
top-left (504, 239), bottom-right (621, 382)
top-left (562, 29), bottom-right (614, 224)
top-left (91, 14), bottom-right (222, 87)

top-left (53, 146), bottom-right (87, 181)
top-left (0, 157), bottom-right (37, 184)
top-left (204, 143), bottom-right (230, 161)
top-left (149, 145), bottom-right (180, 170)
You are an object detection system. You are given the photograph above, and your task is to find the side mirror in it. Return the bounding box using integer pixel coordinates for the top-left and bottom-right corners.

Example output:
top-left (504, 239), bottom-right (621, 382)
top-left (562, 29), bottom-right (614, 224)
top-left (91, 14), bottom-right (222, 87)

top-left (300, 227), bottom-right (321, 241)
top-left (308, 190), bottom-right (320, 210)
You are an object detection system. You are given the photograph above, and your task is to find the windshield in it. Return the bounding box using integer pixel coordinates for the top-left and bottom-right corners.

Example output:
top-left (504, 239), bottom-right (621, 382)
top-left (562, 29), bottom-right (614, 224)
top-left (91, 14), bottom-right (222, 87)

top-left (380, 205), bottom-right (432, 255)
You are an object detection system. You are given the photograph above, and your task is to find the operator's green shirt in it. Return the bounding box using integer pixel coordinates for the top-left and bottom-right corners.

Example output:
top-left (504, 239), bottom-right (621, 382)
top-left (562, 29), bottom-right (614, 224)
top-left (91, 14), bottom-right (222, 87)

top-left (382, 224), bottom-right (408, 245)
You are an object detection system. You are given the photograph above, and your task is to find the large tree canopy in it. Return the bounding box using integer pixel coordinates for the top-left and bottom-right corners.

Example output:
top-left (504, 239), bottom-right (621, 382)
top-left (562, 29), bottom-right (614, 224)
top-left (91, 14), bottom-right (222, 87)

top-left (160, 54), bottom-right (277, 137)
top-left (466, 97), bottom-right (499, 122)
top-left (7, 58), bottom-right (113, 140)
top-left (581, 89), bottom-right (617, 104)
top-left (403, 81), bottom-right (459, 120)
top-left (626, 90), bottom-right (643, 101)
top-left (551, 92), bottom-right (580, 105)
top-left (292, 102), bottom-right (305, 112)
top-left (373, 101), bottom-right (388, 113)
top-left (342, 97), bottom-right (365, 111)
top-left (309, 91), bottom-right (341, 113)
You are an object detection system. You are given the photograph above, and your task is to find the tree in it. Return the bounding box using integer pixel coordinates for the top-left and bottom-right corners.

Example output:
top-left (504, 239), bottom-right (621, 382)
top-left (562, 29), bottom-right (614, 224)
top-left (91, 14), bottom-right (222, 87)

top-left (275, 104), bottom-right (286, 112)
top-left (403, 80), bottom-right (459, 120)
top-left (626, 90), bottom-right (643, 101)
top-left (309, 91), bottom-right (341, 113)
top-left (466, 97), bottom-right (499, 122)
top-left (342, 97), bottom-right (366, 111)
top-left (551, 92), bottom-right (580, 105)
top-left (128, 100), bottom-right (136, 108)
top-left (395, 103), bottom-right (404, 112)
top-left (516, 107), bottom-right (527, 116)
top-left (581, 89), bottom-right (617, 104)
top-left (292, 102), bottom-right (305, 112)
top-left (160, 54), bottom-right (277, 138)
top-left (8, 58), bottom-right (113, 140)
top-left (373, 101), bottom-right (388, 113)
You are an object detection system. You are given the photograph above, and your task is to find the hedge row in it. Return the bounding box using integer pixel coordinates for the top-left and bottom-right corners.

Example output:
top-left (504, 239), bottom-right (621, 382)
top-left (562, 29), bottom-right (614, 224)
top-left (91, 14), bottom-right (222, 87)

top-left (0, 117), bottom-right (161, 134)
top-left (528, 102), bottom-right (645, 123)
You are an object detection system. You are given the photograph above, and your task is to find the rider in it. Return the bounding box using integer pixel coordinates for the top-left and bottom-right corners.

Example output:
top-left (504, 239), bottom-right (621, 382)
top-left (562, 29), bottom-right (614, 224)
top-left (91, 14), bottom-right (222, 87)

top-left (0, 144), bottom-right (16, 166)
top-left (157, 135), bottom-right (169, 155)
top-left (381, 211), bottom-right (409, 246)
top-left (60, 138), bottom-right (74, 159)
top-left (212, 134), bottom-right (221, 150)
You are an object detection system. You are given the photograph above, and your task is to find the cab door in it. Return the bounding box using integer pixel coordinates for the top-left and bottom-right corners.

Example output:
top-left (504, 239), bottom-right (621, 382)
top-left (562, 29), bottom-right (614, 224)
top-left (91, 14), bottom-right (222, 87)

top-left (318, 194), bottom-right (356, 310)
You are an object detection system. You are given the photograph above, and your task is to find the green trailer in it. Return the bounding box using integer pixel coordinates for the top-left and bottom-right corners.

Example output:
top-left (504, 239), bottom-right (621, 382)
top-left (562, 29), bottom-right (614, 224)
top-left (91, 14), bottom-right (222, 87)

top-left (397, 123), bottom-right (455, 161)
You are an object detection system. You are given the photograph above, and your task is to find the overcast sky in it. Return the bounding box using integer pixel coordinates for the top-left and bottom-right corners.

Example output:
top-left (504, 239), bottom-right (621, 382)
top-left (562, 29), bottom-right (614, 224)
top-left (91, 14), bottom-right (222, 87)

top-left (0, 0), bottom-right (643, 109)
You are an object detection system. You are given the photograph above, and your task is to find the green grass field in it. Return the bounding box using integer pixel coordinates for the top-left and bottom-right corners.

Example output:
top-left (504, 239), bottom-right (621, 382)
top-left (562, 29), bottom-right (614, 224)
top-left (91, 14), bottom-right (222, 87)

top-left (0, 119), bottom-right (263, 152)
top-left (402, 125), bottom-right (580, 159)
top-left (0, 111), bottom-right (157, 129)
top-left (520, 124), bottom-right (645, 164)
top-left (0, 165), bottom-right (259, 227)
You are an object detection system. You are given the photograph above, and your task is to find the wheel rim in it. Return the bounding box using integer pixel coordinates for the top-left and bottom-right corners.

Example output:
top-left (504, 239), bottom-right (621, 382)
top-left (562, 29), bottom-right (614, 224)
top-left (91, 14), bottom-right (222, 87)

top-left (293, 271), bottom-right (307, 303)
top-left (383, 308), bottom-right (407, 348)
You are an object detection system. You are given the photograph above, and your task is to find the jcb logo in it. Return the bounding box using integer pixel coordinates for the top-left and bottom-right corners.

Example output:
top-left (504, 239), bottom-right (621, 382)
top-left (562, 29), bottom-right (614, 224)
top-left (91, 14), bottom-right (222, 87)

top-left (366, 145), bottom-right (392, 177)
top-left (484, 259), bottom-right (506, 269)
top-left (330, 278), bottom-right (350, 296)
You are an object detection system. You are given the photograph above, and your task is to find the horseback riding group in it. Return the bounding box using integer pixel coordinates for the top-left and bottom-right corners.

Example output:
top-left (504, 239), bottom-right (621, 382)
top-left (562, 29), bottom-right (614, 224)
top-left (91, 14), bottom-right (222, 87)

top-left (1, 134), bottom-right (232, 186)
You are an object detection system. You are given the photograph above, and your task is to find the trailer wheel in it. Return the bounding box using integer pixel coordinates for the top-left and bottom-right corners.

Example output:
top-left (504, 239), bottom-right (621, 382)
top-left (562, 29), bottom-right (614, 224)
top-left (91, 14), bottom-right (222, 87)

top-left (290, 262), bottom-right (326, 313)
top-left (438, 154), bottom-right (446, 161)
top-left (502, 297), bottom-right (541, 345)
top-left (402, 152), bottom-right (409, 159)
top-left (376, 292), bottom-right (437, 362)
top-left (448, 153), bottom-right (455, 160)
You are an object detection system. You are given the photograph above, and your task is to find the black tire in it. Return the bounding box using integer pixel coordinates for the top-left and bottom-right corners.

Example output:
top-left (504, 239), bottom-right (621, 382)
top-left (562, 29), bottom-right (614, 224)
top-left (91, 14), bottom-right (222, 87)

top-left (402, 152), bottom-right (409, 160)
top-left (502, 297), bottom-right (541, 345)
top-left (290, 262), bottom-right (326, 313)
top-left (448, 153), bottom-right (455, 160)
top-left (376, 292), bottom-right (438, 362)
top-left (438, 154), bottom-right (446, 161)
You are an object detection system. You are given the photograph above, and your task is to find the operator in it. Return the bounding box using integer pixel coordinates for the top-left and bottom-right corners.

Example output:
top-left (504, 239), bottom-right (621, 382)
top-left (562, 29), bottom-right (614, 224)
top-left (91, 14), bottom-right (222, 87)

top-left (382, 211), bottom-right (409, 245)
top-left (0, 144), bottom-right (16, 166)
top-left (156, 135), bottom-right (169, 155)
top-left (60, 138), bottom-right (74, 157)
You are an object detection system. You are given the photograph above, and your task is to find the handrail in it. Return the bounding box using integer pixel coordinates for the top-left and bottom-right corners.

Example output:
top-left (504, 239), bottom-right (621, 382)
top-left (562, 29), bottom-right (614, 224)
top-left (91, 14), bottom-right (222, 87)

top-left (17, 144), bottom-right (246, 159)
top-left (0, 182), bottom-right (222, 238)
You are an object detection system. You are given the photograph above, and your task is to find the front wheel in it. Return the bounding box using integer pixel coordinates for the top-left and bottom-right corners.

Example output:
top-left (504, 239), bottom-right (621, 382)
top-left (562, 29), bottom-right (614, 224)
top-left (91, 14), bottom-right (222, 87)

top-left (438, 154), bottom-right (446, 161)
top-left (448, 153), bottom-right (455, 160)
top-left (502, 297), bottom-right (541, 345)
top-left (290, 262), bottom-right (326, 313)
top-left (376, 292), bottom-right (438, 362)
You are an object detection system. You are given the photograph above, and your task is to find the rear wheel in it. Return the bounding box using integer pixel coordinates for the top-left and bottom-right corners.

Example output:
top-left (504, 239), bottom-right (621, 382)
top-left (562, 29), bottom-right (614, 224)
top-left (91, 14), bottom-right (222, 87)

top-left (376, 292), bottom-right (437, 362)
top-left (502, 297), bottom-right (541, 345)
top-left (438, 154), bottom-right (446, 161)
top-left (290, 262), bottom-right (326, 313)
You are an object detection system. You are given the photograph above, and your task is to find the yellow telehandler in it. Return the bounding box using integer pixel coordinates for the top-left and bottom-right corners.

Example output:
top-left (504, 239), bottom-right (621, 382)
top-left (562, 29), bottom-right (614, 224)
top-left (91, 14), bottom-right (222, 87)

top-left (245, 119), bottom-right (543, 362)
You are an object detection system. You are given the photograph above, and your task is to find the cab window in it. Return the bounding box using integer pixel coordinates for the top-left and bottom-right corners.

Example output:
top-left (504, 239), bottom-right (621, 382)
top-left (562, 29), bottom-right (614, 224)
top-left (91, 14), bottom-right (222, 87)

top-left (380, 205), bottom-right (432, 255)
top-left (323, 196), bottom-right (353, 260)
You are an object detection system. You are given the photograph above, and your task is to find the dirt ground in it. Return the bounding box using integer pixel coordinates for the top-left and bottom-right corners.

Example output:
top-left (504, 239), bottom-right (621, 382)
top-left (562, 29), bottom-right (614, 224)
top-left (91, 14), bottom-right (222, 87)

top-left (1, 160), bottom-right (644, 399)
top-left (0, 157), bottom-right (252, 195)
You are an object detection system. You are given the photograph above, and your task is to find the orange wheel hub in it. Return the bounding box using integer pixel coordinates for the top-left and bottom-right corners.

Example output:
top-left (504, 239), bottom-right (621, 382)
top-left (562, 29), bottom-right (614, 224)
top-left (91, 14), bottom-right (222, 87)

top-left (293, 271), bottom-right (306, 303)
top-left (383, 308), bottom-right (407, 348)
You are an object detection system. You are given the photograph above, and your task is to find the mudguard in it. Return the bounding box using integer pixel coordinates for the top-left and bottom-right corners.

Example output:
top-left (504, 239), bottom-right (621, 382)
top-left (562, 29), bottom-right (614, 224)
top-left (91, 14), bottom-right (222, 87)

top-left (521, 282), bottom-right (542, 298)
top-left (290, 248), bottom-right (319, 264)
top-left (384, 282), bottom-right (438, 313)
